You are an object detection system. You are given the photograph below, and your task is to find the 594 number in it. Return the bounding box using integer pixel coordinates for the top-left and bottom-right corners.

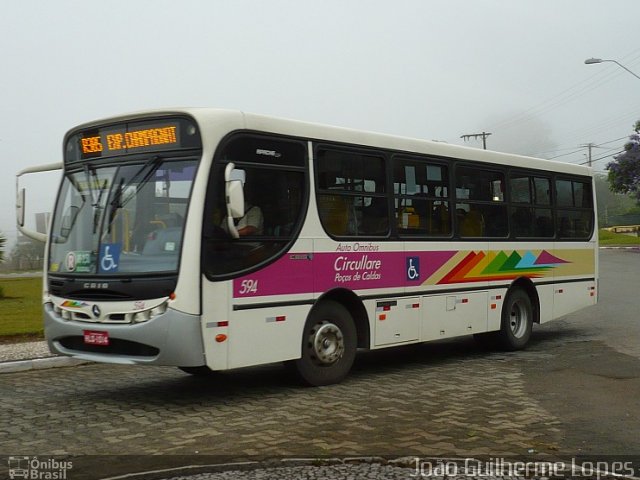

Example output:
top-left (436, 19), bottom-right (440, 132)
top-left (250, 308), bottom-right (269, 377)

top-left (239, 279), bottom-right (259, 295)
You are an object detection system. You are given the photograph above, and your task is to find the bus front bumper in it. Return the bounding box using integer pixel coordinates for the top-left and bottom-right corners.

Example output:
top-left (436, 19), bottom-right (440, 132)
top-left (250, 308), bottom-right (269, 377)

top-left (44, 304), bottom-right (205, 367)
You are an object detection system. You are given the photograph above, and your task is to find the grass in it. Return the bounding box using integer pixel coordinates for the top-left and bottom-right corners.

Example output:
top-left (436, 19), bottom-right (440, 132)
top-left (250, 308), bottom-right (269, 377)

top-left (0, 277), bottom-right (44, 339)
top-left (599, 228), bottom-right (640, 246)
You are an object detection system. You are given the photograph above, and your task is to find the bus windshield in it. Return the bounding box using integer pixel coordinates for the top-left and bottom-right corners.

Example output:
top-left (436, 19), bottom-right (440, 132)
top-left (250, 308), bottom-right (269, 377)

top-left (49, 157), bottom-right (198, 276)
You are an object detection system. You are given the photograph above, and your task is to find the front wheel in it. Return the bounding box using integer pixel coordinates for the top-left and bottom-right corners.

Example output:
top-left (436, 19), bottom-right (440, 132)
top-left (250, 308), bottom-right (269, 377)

top-left (293, 301), bottom-right (357, 386)
top-left (497, 288), bottom-right (533, 351)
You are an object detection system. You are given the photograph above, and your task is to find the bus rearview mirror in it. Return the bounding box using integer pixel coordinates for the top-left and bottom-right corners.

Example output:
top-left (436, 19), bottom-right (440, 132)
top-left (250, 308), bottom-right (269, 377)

top-left (224, 163), bottom-right (246, 218)
top-left (224, 163), bottom-right (245, 239)
top-left (16, 188), bottom-right (25, 227)
top-left (226, 180), bottom-right (245, 219)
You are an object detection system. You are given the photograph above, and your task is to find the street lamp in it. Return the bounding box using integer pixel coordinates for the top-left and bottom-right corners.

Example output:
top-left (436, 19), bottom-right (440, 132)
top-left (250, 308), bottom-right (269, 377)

top-left (584, 57), bottom-right (640, 81)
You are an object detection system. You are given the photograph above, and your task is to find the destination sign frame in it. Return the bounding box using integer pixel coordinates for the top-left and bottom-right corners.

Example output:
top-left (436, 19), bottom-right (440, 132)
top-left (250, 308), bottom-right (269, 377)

top-left (65, 116), bottom-right (201, 163)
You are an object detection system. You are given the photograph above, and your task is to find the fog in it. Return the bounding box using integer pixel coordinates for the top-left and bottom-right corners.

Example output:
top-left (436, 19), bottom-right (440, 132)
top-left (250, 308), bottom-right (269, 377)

top-left (1, 0), bottom-right (638, 246)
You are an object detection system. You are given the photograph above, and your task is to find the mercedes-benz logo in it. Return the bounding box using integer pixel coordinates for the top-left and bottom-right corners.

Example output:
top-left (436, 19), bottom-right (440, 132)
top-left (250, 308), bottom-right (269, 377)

top-left (92, 305), bottom-right (101, 318)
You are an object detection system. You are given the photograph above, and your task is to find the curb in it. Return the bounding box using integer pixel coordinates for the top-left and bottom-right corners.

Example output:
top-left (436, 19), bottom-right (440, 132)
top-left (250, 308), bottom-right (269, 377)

top-left (0, 356), bottom-right (90, 374)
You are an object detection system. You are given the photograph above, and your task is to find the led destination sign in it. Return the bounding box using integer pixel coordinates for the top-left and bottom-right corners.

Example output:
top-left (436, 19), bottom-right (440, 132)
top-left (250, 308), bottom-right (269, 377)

top-left (81, 125), bottom-right (178, 155)
top-left (65, 117), bottom-right (201, 162)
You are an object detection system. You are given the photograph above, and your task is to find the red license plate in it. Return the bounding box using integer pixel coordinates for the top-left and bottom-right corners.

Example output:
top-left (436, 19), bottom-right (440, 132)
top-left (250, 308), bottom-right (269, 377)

top-left (83, 330), bottom-right (109, 346)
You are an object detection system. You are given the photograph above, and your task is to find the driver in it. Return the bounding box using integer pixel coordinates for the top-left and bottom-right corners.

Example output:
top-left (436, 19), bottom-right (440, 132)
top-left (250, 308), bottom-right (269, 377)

top-left (221, 201), bottom-right (264, 236)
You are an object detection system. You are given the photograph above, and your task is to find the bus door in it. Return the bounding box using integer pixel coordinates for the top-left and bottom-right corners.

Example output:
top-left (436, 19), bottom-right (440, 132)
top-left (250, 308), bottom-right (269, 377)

top-left (200, 134), bottom-right (309, 370)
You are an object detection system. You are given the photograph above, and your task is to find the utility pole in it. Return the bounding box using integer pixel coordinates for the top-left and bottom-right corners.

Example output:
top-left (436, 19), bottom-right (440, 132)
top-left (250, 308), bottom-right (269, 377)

top-left (580, 143), bottom-right (595, 167)
top-left (461, 132), bottom-right (492, 150)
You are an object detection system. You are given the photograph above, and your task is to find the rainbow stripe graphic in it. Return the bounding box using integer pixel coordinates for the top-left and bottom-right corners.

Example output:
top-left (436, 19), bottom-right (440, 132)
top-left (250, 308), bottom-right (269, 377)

top-left (437, 250), bottom-right (569, 284)
top-left (60, 300), bottom-right (89, 309)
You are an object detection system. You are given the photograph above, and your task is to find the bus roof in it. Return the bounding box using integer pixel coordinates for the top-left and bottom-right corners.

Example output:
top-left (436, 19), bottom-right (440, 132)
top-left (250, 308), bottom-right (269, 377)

top-left (69, 107), bottom-right (593, 177)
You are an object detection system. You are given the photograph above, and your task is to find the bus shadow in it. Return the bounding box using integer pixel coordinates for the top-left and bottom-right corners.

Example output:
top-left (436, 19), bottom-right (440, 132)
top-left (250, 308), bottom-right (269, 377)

top-left (76, 325), bottom-right (580, 405)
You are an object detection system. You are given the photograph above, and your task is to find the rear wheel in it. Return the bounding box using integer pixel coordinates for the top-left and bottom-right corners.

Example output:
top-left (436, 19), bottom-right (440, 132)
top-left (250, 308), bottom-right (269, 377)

top-left (293, 300), bottom-right (357, 386)
top-left (497, 288), bottom-right (533, 350)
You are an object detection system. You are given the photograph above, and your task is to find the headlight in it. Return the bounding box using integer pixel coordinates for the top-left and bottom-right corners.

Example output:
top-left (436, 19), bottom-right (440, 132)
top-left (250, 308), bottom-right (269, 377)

top-left (150, 303), bottom-right (168, 317)
top-left (133, 310), bottom-right (151, 323)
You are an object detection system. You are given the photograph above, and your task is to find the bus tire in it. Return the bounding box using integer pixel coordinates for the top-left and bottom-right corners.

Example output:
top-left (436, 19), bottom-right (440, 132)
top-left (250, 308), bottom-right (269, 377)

top-left (294, 300), bottom-right (357, 386)
top-left (497, 288), bottom-right (533, 351)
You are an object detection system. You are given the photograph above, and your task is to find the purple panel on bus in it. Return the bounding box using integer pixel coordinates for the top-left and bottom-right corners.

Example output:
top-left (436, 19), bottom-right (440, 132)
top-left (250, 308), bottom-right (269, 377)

top-left (232, 250), bottom-right (457, 298)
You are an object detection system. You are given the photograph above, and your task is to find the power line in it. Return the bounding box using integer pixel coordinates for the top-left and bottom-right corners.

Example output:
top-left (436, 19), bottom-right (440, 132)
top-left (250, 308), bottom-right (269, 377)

top-left (541, 135), bottom-right (630, 160)
top-left (534, 145), bottom-right (589, 156)
top-left (487, 48), bottom-right (640, 133)
top-left (489, 68), bottom-right (630, 132)
top-left (555, 105), bottom-right (640, 147)
top-left (548, 148), bottom-right (585, 160)
top-left (595, 135), bottom-right (629, 146)
top-left (578, 149), bottom-right (625, 165)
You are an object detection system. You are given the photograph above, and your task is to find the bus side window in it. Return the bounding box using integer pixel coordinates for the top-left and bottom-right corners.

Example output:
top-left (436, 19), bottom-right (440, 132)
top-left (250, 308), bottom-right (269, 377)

top-left (316, 148), bottom-right (387, 237)
top-left (459, 206), bottom-right (485, 237)
top-left (361, 197), bottom-right (389, 235)
top-left (318, 194), bottom-right (351, 236)
top-left (511, 207), bottom-right (532, 237)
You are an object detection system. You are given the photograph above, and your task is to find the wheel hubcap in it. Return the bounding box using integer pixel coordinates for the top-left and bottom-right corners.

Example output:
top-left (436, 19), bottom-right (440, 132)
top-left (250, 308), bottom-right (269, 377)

top-left (509, 299), bottom-right (529, 338)
top-left (310, 322), bottom-right (345, 365)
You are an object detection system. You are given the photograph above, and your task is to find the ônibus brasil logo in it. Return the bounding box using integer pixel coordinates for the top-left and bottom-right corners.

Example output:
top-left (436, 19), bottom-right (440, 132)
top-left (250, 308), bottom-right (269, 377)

top-left (7, 457), bottom-right (72, 480)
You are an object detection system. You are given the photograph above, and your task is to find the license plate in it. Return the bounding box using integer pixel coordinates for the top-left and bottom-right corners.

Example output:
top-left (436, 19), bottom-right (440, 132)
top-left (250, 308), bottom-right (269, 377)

top-left (83, 330), bottom-right (109, 346)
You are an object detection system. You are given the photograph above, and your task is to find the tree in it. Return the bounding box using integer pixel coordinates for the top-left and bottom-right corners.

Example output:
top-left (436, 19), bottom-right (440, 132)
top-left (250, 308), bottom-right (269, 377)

top-left (595, 174), bottom-right (640, 226)
top-left (607, 120), bottom-right (640, 205)
top-left (10, 237), bottom-right (45, 270)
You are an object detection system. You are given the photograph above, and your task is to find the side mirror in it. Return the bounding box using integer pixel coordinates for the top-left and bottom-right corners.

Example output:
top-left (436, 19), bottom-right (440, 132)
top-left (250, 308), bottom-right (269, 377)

top-left (224, 163), bottom-right (245, 239)
top-left (16, 188), bottom-right (25, 227)
top-left (16, 161), bottom-right (62, 243)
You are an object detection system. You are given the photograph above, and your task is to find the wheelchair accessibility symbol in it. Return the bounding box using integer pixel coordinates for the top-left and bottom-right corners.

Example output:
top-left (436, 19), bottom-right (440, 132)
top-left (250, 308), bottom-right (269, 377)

top-left (99, 244), bottom-right (121, 273)
top-left (406, 256), bottom-right (420, 281)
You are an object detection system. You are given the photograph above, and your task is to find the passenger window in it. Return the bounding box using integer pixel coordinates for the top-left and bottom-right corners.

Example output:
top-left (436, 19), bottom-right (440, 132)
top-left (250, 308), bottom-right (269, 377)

top-left (510, 173), bottom-right (553, 238)
top-left (556, 179), bottom-right (573, 207)
top-left (316, 149), bottom-right (388, 236)
top-left (573, 181), bottom-right (592, 208)
top-left (456, 167), bottom-right (505, 202)
top-left (456, 166), bottom-right (507, 238)
top-left (556, 178), bottom-right (593, 239)
top-left (457, 202), bottom-right (508, 238)
top-left (534, 177), bottom-right (551, 205)
top-left (510, 176), bottom-right (531, 204)
top-left (393, 158), bottom-right (451, 236)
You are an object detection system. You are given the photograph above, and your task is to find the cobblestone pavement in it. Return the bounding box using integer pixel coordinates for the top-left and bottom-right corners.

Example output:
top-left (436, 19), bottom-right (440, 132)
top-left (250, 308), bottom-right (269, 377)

top-left (0, 337), bottom-right (564, 458)
top-left (0, 340), bottom-right (52, 362)
top-left (163, 463), bottom-right (423, 480)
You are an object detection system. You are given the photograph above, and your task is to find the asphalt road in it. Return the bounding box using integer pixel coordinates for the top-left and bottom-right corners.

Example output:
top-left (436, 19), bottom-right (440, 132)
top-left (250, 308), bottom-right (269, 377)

top-left (0, 249), bottom-right (638, 479)
top-left (520, 248), bottom-right (640, 458)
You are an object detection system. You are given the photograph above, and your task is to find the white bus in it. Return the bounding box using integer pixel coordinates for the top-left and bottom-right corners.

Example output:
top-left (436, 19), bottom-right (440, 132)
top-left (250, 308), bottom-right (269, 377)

top-left (17, 109), bottom-right (598, 385)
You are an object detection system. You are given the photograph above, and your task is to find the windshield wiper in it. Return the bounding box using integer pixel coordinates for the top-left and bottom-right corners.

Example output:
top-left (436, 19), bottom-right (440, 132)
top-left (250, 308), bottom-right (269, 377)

top-left (83, 164), bottom-right (96, 205)
top-left (111, 156), bottom-right (161, 211)
top-left (83, 164), bottom-right (109, 234)
top-left (107, 177), bottom-right (124, 234)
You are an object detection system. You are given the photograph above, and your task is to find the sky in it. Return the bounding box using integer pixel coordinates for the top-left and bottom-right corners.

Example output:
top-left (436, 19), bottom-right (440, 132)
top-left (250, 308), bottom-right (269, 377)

top-left (1, 0), bottom-right (639, 246)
